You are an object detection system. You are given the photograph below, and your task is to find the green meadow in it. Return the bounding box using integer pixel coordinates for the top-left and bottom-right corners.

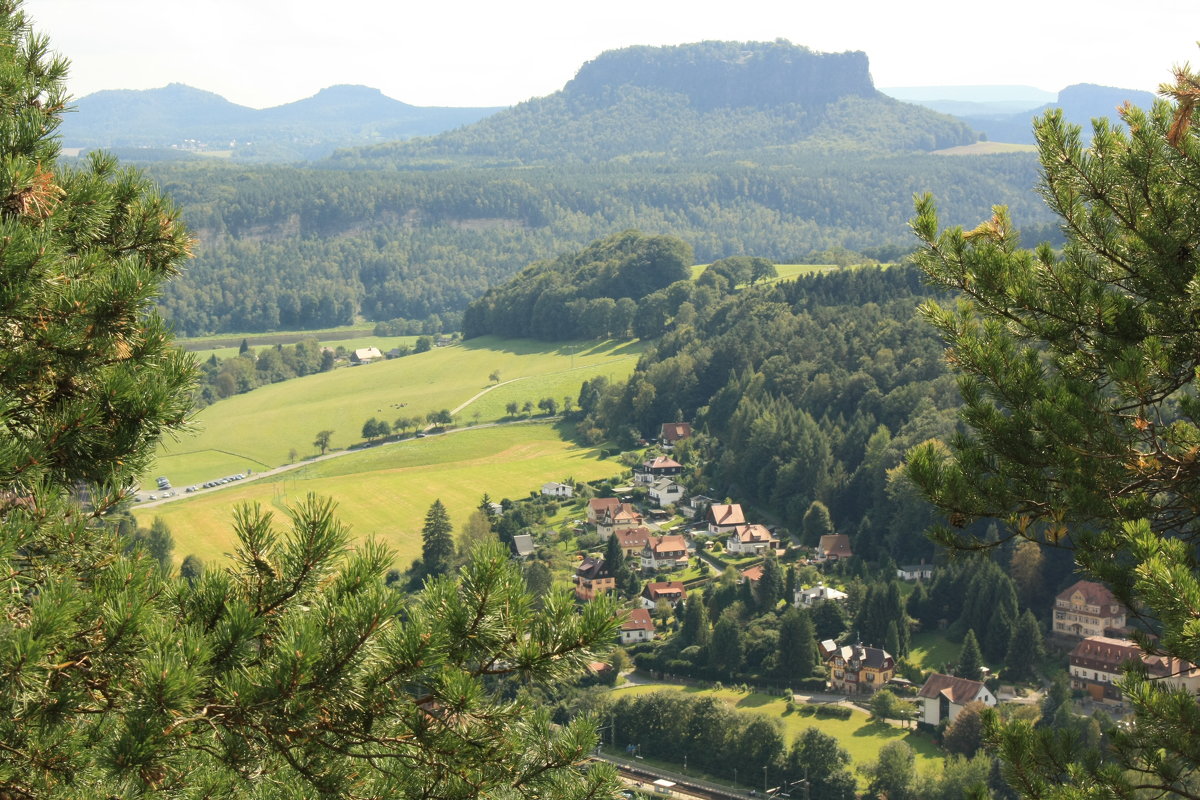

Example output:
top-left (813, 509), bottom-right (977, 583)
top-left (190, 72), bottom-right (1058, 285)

top-left (613, 683), bottom-right (943, 782)
top-left (146, 336), bottom-right (641, 488)
top-left (136, 422), bottom-right (626, 568)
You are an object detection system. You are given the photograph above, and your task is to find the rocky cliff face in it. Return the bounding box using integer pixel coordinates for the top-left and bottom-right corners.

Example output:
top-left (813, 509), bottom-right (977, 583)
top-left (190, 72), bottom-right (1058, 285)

top-left (563, 41), bottom-right (877, 111)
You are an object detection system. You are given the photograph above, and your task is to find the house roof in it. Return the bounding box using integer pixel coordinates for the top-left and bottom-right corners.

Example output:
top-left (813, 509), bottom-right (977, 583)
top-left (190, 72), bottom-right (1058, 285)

top-left (649, 534), bottom-right (688, 554)
top-left (642, 456), bottom-right (683, 471)
top-left (511, 534), bottom-right (535, 557)
top-left (615, 527), bottom-right (653, 548)
top-left (604, 504), bottom-right (643, 524)
top-left (576, 557), bottom-right (610, 580)
top-left (741, 564), bottom-right (765, 582)
top-left (589, 497), bottom-right (620, 512)
top-left (352, 347), bottom-right (383, 361)
top-left (651, 476), bottom-right (682, 491)
top-left (918, 673), bottom-right (988, 704)
top-left (643, 581), bottom-right (686, 601)
top-left (825, 642), bottom-right (894, 671)
top-left (542, 482), bottom-right (571, 492)
top-left (621, 608), bottom-right (655, 631)
top-left (819, 534), bottom-right (853, 558)
top-left (1057, 579), bottom-right (1122, 610)
top-left (1069, 636), bottom-right (1197, 678)
top-left (797, 584), bottom-right (848, 602)
top-left (708, 503), bottom-right (745, 527)
top-left (660, 422), bottom-right (693, 442)
top-left (733, 523), bottom-right (776, 544)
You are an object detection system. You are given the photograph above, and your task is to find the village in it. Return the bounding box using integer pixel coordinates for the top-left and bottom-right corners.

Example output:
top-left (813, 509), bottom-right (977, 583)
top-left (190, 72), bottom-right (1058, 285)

top-left (482, 419), bottom-right (1200, 790)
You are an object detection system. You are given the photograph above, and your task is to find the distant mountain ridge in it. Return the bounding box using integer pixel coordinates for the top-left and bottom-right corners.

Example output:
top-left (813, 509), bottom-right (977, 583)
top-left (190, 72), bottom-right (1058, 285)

top-left (331, 40), bottom-right (977, 168)
top-left (883, 83), bottom-right (1157, 143)
top-left (59, 83), bottom-right (503, 162)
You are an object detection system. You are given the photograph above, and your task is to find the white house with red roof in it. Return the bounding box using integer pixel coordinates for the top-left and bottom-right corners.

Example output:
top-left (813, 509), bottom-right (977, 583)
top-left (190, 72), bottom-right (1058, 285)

top-left (706, 503), bottom-right (746, 536)
top-left (726, 523), bottom-right (779, 555)
top-left (917, 673), bottom-right (997, 726)
top-left (619, 608), bottom-right (657, 644)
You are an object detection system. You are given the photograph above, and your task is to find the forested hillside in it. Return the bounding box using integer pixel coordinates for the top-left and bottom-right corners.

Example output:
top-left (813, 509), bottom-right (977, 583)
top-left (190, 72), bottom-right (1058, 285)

top-left (581, 265), bottom-right (971, 563)
top-left (151, 150), bottom-right (1051, 335)
top-left (332, 41), bottom-right (975, 167)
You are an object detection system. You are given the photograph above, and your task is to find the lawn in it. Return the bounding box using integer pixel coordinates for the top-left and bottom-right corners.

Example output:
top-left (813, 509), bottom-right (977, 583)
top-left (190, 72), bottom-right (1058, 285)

top-left (612, 682), bottom-right (943, 780)
top-left (135, 423), bottom-right (626, 568)
top-left (907, 630), bottom-right (963, 673)
top-left (143, 336), bottom-right (641, 487)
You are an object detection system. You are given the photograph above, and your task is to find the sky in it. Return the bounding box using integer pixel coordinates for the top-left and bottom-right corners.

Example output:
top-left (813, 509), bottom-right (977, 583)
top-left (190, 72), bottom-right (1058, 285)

top-left (21, 0), bottom-right (1200, 109)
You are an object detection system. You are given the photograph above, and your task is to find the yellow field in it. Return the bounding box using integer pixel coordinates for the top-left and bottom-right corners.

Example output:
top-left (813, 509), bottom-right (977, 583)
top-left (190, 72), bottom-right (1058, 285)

top-left (137, 423), bottom-right (626, 568)
top-left (147, 336), bottom-right (641, 487)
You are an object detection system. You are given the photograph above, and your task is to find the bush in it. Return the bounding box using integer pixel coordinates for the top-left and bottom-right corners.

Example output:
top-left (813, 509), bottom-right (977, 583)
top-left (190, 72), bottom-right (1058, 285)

top-left (815, 704), bottom-right (853, 720)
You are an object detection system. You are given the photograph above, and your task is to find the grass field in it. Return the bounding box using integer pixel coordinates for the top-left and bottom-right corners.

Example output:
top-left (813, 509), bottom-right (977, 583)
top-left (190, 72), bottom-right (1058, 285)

top-left (933, 141), bottom-right (1038, 156)
top-left (144, 336), bottom-right (641, 487)
top-left (135, 422), bottom-right (626, 568)
top-left (613, 683), bottom-right (943, 780)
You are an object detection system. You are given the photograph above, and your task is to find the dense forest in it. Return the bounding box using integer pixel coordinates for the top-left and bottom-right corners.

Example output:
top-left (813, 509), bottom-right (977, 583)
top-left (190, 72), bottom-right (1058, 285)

top-left (571, 265), bottom-right (982, 564)
top-left (148, 151), bottom-right (1052, 335)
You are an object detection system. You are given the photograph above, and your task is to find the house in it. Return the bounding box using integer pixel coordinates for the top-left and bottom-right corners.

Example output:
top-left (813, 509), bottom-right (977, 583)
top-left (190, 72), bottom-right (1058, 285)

top-left (648, 477), bottom-right (685, 507)
top-left (613, 527), bottom-right (654, 559)
top-left (574, 557), bottom-right (615, 602)
top-left (641, 581), bottom-right (686, 610)
top-left (633, 456), bottom-right (684, 485)
top-left (350, 347), bottom-right (383, 364)
top-left (597, 503), bottom-right (644, 539)
top-left (587, 497), bottom-right (621, 525)
top-left (681, 494), bottom-right (715, 519)
top-left (726, 523), bottom-right (779, 555)
top-left (794, 583), bottom-right (849, 608)
top-left (619, 608), bottom-right (657, 645)
top-left (541, 482), bottom-right (574, 499)
top-left (822, 640), bottom-right (895, 695)
top-left (1069, 636), bottom-right (1200, 702)
top-left (659, 422), bottom-right (693, 448)
top-left (706, 503), bottom-right (746, 536)
top-left (641, 534), bottom-right (689, 571)
top-left (510, 534), bottom-right (535, 560)
top-left (817, 534), bottom-right (853, 561)
top-left (1052, 580), bottom-right (1127, 638)
top-left (917, 673), bottom-right (997, 726)
top-left (897, 563), bottom-right (934, 581)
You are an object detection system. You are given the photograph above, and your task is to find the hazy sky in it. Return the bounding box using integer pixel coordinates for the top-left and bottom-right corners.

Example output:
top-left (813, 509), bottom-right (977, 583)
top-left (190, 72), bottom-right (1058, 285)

top-left (21, 0), bottom-right (1200, 109)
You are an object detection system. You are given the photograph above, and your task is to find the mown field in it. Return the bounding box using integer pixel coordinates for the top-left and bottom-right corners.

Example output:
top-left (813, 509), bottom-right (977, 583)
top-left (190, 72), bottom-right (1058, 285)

top-left (612, 682), bottom-right (943, 783)
top-left (145, 335), bottom-right (641, 488)
top-left (135, 422), bottom-right (625, 568)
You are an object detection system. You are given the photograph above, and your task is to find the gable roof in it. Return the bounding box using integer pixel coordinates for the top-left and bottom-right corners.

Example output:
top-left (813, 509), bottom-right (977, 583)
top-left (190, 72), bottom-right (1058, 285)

top-left (649, 534), bottom-right (688, 554)
top-left (576, 557), bottom-right (610, 580)
top-left (642, 456), bottom-right (683, 471)
top-left (819, 534), bottom-right (853, 558)
top-left (615, 527), bottom-right (653, 548)
top-left (733, 523), bottom-right (776, 544)
top-left (708, 503), bottom-right (745, 527)
top-left (511, 533), bottom-right (535, 557)
top-left (588, 497), bottom-right (621, 513)
top-left (918, 673), bottom-right (987, 704)
top-left (825, 642), bottom-right (894, 671)
top-left (660, 422), bottom-right (693, 442)
top-left (643, 581), bottom-right (686, 601)
top-left (1057, 579), bottom-right (1121, 609)
top-left (622, 608), bottom-right (655, 631)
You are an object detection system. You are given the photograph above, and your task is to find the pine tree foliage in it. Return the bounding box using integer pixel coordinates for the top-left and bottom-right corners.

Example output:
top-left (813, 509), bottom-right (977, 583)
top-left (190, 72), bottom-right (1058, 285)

top-left (0, 4), bottom-right (621, 795)
top-left (420, 498), bottom-right (455, 578)
top-left (905, 60), bottom-right (1200, 798)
